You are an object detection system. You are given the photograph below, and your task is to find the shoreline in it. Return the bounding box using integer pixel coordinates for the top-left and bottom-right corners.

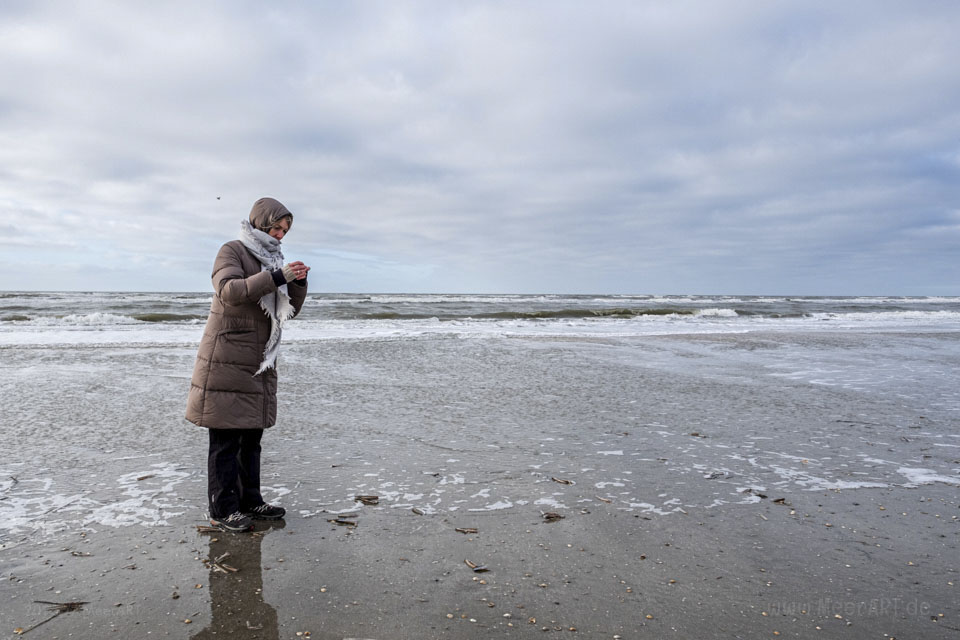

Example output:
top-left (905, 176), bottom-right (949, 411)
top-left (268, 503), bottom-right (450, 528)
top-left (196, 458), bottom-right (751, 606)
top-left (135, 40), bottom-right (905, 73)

top-left (5, 481), bottom-right (957, 638)
top-left (2, 331), bottom-right (958, 638)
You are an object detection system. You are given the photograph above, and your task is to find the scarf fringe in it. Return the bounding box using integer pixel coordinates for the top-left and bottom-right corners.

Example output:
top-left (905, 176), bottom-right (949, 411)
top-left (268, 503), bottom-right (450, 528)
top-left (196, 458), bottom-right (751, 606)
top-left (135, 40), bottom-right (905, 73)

top-left (254, 291), bottom-right (296, 375)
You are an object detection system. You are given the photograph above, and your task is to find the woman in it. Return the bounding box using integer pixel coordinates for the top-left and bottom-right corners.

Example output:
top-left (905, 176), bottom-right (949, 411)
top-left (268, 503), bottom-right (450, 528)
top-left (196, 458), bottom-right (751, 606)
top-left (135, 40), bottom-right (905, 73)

top-left (186, 197), bottom-right (310, 531)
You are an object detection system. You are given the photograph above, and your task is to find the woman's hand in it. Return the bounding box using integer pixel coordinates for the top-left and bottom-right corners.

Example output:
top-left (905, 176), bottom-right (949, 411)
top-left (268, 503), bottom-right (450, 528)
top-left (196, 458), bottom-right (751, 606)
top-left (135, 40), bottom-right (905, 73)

top-left (283, 261), bottom-right (310, 281)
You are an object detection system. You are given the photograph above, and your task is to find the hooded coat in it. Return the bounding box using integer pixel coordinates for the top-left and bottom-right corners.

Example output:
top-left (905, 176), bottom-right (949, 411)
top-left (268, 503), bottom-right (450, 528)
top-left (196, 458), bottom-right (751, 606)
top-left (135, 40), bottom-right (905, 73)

top-left (185, 198), bottom-right (308, 429)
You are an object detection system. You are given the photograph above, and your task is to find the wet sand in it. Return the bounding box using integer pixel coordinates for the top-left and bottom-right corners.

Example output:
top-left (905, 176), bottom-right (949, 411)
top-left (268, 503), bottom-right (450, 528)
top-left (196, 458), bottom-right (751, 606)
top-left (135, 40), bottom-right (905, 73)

top-left (2, 332), bottom-right (958, 638)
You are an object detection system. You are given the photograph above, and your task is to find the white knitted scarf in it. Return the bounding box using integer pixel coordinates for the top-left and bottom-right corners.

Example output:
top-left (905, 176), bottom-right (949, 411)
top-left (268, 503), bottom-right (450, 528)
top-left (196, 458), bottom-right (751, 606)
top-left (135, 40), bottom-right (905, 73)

top-left (238, 220), bottom-right (295, 375)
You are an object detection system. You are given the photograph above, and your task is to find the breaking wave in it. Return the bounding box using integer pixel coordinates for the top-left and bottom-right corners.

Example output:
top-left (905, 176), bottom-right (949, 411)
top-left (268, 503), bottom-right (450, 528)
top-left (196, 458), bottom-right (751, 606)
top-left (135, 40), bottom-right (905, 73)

top-left (2, 312), bottom-right (206, 325)
top-left (352, 307), bottom-right (739, 321)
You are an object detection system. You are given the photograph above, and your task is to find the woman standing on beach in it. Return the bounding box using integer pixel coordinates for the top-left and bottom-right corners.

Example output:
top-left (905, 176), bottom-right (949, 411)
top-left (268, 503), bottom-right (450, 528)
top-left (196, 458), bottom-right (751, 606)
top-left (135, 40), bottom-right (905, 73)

top-left (186, 197), bottom-right (310, 532)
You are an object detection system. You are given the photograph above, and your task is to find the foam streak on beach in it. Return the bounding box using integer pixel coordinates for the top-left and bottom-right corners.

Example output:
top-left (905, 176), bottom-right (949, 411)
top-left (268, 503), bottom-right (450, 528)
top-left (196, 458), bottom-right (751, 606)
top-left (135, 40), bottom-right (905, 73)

top-left (1, 292), bottom-right (958, 638)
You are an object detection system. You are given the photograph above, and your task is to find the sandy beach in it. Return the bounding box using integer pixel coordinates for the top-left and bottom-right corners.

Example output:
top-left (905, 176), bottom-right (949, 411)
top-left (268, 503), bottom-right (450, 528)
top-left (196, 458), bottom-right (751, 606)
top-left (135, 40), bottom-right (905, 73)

top-left (2, 329), bottom-right (958, 639)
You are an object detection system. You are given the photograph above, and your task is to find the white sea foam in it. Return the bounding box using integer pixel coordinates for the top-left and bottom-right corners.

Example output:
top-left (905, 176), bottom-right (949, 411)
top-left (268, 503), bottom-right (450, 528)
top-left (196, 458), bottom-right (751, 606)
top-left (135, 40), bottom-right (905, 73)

top-left (534, 497), bottom-right (566, 509)
top-left (767, 464), bottom-right (888, 491)
top-left (625, 502), bottom-right (676, 515)
top-left (47, 313), bottom-right (142, 326)
top-left (469, 500), bottom-right (513, 511)
top-left (898, 467), bottom-right (960, 487)
top-left (87, 463), bottom-right (191, 528)
top-left (262, 485), bottom-right (292, 500)
top-left (815, 480), bottom-right (889, 490)
top-left (0, 463), bottom-right (193, 539)
top-left (696, 308), bottom-right (739, 317)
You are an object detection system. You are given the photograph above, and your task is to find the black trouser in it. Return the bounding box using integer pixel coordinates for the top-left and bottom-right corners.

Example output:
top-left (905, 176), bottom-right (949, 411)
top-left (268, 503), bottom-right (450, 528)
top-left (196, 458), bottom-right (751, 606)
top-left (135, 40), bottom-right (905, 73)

top-left (207, 428), bottom-right (266, 518)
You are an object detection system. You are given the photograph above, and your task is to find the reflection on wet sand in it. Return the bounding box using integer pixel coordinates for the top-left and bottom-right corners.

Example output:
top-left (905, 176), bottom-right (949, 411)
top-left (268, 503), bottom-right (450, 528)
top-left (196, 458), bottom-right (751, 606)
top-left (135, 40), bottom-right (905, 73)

top-left (191, 522), bottom-right (283, 640)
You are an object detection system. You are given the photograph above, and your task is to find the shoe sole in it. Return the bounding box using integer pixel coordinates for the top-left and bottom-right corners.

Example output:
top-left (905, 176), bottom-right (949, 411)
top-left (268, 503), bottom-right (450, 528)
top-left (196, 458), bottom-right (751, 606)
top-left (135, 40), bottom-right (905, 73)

top-left (245, 513), bottom-right (285, 521)
top-left (209, 519), bottom-right (254, 532)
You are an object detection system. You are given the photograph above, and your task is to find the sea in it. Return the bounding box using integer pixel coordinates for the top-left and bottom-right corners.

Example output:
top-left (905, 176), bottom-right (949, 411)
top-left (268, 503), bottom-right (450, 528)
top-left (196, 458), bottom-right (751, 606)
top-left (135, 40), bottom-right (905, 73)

top-left (2, 291), bottom-right (959, 547)
top-left (3, 291), bottom-right (960, 346)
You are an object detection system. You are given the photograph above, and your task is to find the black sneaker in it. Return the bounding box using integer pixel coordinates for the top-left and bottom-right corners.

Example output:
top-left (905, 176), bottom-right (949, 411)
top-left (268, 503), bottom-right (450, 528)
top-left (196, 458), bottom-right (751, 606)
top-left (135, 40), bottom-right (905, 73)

top-left (244, 503), bottom-right (286, 520)
top-left (210, 511), bottom-right (254, 532)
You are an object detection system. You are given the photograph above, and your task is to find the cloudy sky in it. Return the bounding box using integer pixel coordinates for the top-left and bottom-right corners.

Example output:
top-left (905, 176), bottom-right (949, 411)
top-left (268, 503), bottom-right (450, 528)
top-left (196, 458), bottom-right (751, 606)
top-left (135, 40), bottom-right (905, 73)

top-left (1, 2), bottom-right (958, 294)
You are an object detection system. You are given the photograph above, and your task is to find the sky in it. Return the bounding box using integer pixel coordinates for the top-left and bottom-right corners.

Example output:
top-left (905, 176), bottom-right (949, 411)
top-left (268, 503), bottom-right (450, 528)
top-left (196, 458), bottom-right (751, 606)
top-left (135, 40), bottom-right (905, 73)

top-left (1, 1), bottom-right (958, 295)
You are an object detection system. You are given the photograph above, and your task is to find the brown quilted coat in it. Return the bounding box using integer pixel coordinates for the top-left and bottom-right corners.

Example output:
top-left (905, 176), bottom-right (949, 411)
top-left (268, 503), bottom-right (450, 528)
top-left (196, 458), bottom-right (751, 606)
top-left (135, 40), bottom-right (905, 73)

top-left (185, 201), bottom-right (308, 429)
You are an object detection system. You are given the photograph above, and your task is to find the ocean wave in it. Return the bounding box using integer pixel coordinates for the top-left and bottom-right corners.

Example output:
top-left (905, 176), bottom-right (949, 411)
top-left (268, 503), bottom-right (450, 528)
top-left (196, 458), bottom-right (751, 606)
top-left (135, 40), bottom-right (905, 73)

top-left (694, 308), bottom-right (739, 318)
top-left (58, 313), bottom-right (141, 325)
top-left (131, 313), bottom-right (207, 323)
top-left (3, 309), bottom-right (960, 348)
top-left (809, 310), bottom-right (960, 321)
top-left (349, 307), bottom-right (713, 321)
top-left (13, 306), bottom-right (960, 327)
top-left (786, 296), bottom-right (960, 305)
top-left (121, 294), bottom-right (212, 305)
top-left (313, 294), bottom-right (545, 305)
top-left (8, 312), bottom-right (207, 326)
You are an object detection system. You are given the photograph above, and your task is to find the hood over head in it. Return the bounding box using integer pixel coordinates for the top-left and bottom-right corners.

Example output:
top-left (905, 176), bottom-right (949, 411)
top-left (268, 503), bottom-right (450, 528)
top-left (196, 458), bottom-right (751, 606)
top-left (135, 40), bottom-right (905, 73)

top-left (249, 197), bottom-right (293, 232)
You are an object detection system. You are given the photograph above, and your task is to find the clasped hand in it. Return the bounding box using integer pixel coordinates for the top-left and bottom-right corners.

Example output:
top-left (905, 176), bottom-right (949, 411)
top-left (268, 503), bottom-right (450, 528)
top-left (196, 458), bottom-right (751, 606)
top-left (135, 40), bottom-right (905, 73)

top-left (283, 261), bottom-right (311, 281)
